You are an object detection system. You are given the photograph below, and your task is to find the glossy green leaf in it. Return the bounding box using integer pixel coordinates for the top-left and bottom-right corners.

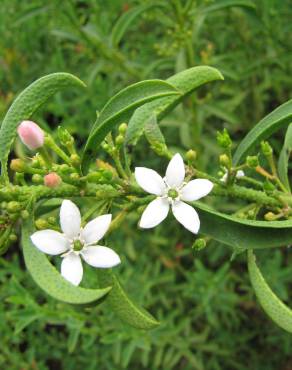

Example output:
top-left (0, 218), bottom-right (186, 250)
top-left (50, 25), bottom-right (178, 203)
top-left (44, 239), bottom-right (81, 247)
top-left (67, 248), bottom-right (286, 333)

top-left (22, 219), bottom-right (111, 304)
top-left (97, 269), bottom-right (160, 330)
top-left (248, 250), bottom-right (292, 333)
top-left (82, 80), bottom-right (179, 171)
top-left (278, 123), bottom-right (292, 192)
top-left (233, 99), bottom-right (292, 165)
top-left (201, 0), bottom-right (256, 13)
top-left (125, 66), bottom-right (224, 147)
top-left (111, 4), bottom-right (159, 47)
top-left (0, 73), bottom-right (85, 178)
top-left (194, 201), bottom-right (292, 250)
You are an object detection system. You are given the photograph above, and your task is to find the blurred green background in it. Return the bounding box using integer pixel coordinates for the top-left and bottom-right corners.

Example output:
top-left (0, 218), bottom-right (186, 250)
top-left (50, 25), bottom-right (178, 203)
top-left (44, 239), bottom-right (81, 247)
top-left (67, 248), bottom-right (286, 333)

top-left (0, 1), bottom-right (291, 369)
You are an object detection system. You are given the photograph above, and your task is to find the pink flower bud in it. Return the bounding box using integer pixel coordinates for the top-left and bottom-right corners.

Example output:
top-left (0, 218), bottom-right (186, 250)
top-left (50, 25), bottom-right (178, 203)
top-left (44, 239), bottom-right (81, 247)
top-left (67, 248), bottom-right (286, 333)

top-left (44, 173), bottom-right (62, 188)
top-left (17, 120), bottom-right (44, 150)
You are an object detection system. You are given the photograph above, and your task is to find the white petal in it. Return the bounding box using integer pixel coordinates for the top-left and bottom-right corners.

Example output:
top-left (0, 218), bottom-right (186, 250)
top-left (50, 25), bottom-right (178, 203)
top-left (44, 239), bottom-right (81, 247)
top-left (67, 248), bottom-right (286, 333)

top-left (82, 214), bottom-right (112, 245)
top-left (81, 246), bottom-right (121, 268)
top-left (236, 170), bottom-right (245, 178)
top-left (181, 179), bottom-right (213, 201)
top-left (139, 197), bottom-right (169, 228)
top-left (61, 253), bottom-right (83, 286)
top-left (60, 200), bottom-right (81, 239)
top-left (135, 167), bottom-right (166, 195)
top-left (172, 201), bottom-right (200, 234)
top-left (165, 153), bottom-right (185, 188)
top-left (30, 230), bottom-right (69, 255)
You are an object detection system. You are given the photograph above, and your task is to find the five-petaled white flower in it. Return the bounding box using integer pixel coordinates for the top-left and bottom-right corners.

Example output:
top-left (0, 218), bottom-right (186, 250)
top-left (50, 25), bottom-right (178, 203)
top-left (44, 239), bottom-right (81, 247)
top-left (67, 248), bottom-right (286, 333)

top-left (135, 153), bottom-right (213, 234)
top-left (220, 168), bottom-right (245, 183)
top-left (30, 200), bottom-right (121, 286)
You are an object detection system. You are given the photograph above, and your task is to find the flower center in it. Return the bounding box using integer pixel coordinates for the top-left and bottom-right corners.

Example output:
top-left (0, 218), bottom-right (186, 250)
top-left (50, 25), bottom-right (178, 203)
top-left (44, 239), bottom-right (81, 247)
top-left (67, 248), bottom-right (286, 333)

top-left (167, 189), bottom-right (178, 199)
top-left (73, 239), bottom-right (84, 252)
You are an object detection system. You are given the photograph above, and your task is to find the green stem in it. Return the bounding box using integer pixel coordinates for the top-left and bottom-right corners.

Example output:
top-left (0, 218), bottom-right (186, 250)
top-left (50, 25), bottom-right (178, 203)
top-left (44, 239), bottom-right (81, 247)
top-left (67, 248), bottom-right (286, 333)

top-left (44, 136), bottom-right (71, 166)
top-left (39, 147), bottom-right (52, 168)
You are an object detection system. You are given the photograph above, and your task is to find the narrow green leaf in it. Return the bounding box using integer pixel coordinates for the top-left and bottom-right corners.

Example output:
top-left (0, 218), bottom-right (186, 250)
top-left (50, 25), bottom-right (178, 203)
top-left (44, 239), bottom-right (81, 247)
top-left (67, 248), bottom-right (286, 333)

top-left (201, 0), bottom-right (256, 13)
top-left (111, 4), bottom-right (158, 47)
top-left (194, 201), bottom-right (292, 250)
top-left (125, 66), bottom-right (224, 147)
top-left (278, 123), bottom-right (292, 192)
top-left (97, 269), bottom-right (160, 330)
top-left (233, 100), bottom-right (292, 165)
top-left (82, 80), bottom-right (180, 171)
top-left (248, 250), bottom-right (292, 333)
top-left (22, 219), bottom-right (111, 305)
top-left (144, 115), bottom-right (168, 155)
top-left (0, 73), bottom-right (85, 178)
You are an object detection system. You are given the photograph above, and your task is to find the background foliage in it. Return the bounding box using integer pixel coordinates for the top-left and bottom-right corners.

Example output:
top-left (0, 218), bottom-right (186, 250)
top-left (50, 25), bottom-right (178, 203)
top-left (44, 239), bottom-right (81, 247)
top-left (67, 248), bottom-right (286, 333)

top-left (0, 0), bottom-right (291, 369)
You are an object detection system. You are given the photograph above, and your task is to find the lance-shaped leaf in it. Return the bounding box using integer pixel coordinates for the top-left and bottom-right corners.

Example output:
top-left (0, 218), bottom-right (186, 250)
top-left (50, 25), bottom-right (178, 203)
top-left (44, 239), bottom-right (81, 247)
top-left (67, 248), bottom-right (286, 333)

top-left (82, 80), bottom-right (179, 171)
top-left (248, 250), bottom-right (292, 333)
top-left (278, 123), bottom-right (292, 192)
top-left (194, 202), bottom-right (292, 250)
top-left (125, 66), bottom-right (224, 147)
top-left (22, 219), bottom-right (111, 305)
top-left (233, 100), bottom-right (292, 165)
top-left (0, 73), bottom-right (85, 179)
top-left (110, 3), bottom-right (161, 47)
top-left (144, 115), bottom-right (169, 156)
top-left (97, 269), bottom-right (159, 330)
top-left (200, 0), bottom-right (256, 13)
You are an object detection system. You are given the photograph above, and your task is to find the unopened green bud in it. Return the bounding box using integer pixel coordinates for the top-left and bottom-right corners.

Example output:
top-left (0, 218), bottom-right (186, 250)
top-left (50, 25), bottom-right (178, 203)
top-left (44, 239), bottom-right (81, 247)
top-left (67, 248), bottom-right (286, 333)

top-left (263, 180), bottom-right (276, 192)
top-left (58, 126), bottom-right (74, 145)
top-left (192, 238), bottom-right (206, 251)
top-left (95, 185), bottom-right (119, 198)
top-left (59, 164), bottom-right (71, 174)
top-left (186, 149), bottom-right (197, 162)
top-left (86, 172), bottom-right (103, 182)
top-left (35, 218), bottom-right (49, 229)
top-left (21, 210), bottom-right (29, 220)
top-left (246, 155), bottom-right (259, 168)
top-left (70, 154), bottom-right (80, 166)
top-left (70, 173), bottom-right (80, 180)
top-left (115, 135), bottom-right (124, 146)
top-left (264, 212), bottom-right (276, 221)
top-left (10, 159), bottom-right (26, 173)
top-left (101, 170), bottom-right (113, 181)
top-left (48, 216), bottom-right (56, 224)
top-left (7, 201), bottom-right (22, 212)
top-left (219, 154), bottom-right (231, 168)
top-left (31, 156), bottom-right (41, 167)
top-left (32, 174), bottom-right (43, 184)
top-left (261, 141), bottom-right (273, 157)
top-left (118, 123), bottom-right (128, 135)
top-left (217, 129), bottom-right (232, 149)
top-left (9, 234), bottom-right (17, 242)
top-left (101, 142), bottom-right (110, 152)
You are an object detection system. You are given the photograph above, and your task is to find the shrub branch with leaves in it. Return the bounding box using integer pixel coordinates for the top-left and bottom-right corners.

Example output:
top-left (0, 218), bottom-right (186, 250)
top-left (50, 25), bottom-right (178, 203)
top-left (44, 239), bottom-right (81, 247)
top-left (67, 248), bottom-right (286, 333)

top-left (0, 67), bottom-right (291, 333)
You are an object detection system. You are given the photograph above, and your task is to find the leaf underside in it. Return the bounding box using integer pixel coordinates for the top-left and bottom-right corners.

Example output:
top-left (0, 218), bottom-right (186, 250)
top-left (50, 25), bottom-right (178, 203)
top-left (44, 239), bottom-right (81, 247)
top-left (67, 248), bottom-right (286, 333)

top-left (248, 250), bottom-right (292, 333)
top-left (97, 269), bottom-right (160, 330)
top-left (195, 202), bottom-right (292, 250)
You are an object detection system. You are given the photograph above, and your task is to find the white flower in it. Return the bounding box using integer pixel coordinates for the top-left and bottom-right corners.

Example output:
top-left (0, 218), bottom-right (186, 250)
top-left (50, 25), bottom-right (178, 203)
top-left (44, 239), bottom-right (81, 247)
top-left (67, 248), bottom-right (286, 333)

top-left (30, 200), bottom-right (121, 286)
top-left (135, 153), bottom-right (213, 234)
top-left (220, 168), bottom-right (245, 183)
